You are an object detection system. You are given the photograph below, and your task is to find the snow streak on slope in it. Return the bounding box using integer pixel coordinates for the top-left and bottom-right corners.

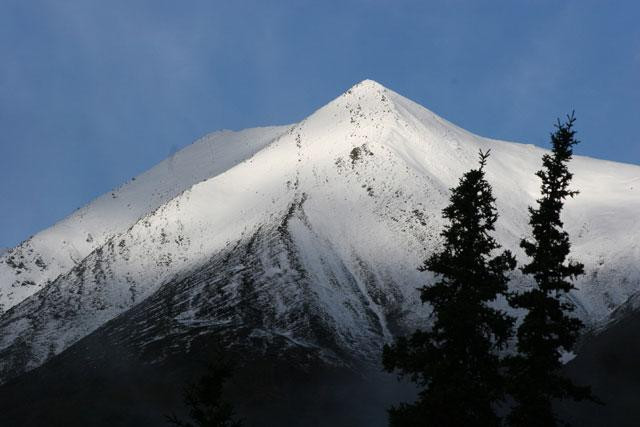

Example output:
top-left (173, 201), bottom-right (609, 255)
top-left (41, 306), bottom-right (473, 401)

top-left (0, 80), bottom-right (639, 384)
top-left (0, 126), bottom-right (289, 314)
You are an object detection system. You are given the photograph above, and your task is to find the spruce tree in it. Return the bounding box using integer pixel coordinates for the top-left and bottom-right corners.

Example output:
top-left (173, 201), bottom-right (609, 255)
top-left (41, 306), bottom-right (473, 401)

top-left (383, 150), bottom-right (516, 426)
top-left (507, 113), bottom-right (594, 426)
top-left (166, 360), bottom-right (242, 427)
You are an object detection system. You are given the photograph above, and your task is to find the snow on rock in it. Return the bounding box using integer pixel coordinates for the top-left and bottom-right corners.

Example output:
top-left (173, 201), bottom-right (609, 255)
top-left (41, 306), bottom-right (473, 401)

top-left (0, 79), bottom-right (639, 383)
top-left (0, 126), bottom-right (289, 314)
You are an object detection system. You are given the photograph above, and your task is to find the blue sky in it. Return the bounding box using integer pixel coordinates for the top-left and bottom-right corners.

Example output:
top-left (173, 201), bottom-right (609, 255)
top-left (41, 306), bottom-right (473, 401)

top-left (1, 0), bottom-right (639, 247)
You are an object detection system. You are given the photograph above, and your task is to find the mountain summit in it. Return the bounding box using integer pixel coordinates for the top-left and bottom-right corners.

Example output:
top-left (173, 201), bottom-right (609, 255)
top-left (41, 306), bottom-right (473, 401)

top-left (1, 81), bottom-right (639, 390)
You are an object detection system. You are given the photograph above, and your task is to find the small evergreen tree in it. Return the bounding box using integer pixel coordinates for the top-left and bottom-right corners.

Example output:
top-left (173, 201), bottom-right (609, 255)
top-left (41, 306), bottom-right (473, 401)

top-left (507, 113), bottom-right (595, 426)
top-left (383, 150), bottom-right (516, 426)
top-left (166, 360), bottom-right (242, 427)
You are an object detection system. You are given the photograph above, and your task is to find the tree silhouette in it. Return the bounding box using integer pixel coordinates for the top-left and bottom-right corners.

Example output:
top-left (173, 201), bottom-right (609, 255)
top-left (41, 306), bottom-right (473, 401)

top-left (383, 150), bottom-right (516, 426)
top-left (507, 113), bottom-right (596, 426)
top-left (166, 359), bottom-right (241, 427)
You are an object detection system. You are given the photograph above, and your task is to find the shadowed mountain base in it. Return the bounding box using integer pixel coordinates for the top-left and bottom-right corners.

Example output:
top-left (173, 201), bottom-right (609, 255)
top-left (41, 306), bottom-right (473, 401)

top-left (558, 310), bottom-right (640, 427)
top-left (2, 315), bottom-right (639, 426)
top-left (0, 328), bottom-right (416, 427)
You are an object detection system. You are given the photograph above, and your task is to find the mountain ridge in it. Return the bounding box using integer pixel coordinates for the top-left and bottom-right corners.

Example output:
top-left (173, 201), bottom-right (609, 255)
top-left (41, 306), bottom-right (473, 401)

top-left (1, 80), bottom-right (639, 386)
top-left (0, 125), bottom-right (290, 314)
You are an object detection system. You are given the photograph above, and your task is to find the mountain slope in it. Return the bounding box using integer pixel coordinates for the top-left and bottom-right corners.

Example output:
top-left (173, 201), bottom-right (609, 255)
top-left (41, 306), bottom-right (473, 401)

top-left (1, 80), bottom-right (639, 386)
top-left (559, 299), bottom-right (640, 426)
top-left (0, 125), bottom-right (289, 314)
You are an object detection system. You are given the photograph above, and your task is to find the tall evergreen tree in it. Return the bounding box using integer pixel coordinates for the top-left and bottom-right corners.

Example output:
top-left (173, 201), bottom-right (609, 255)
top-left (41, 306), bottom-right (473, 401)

top-left (507, 113), bottom-right (595, 426)
top-left (383, 150), bottom-right (516, 426)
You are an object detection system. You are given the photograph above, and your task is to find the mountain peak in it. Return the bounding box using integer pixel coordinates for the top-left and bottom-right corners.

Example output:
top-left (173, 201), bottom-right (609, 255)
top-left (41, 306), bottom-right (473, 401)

top-left (343, 79), bottom-right (389, 99)
top-left (350, 79), bottom-right (386, 91)
top-left (319, 79), bottom-right (395, 119)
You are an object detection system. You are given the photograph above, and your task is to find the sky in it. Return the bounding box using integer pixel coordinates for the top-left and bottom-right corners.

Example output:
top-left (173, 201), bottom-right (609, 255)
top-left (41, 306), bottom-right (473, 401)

top-left (1, 0), bottom-right (639, 248)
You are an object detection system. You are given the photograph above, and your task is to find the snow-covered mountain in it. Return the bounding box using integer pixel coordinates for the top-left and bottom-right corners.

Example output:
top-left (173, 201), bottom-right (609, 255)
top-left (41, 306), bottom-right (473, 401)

top-left (1, 80), bottom-right (639, 385)
top-left (0, 125), bottom-right (287, 314)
